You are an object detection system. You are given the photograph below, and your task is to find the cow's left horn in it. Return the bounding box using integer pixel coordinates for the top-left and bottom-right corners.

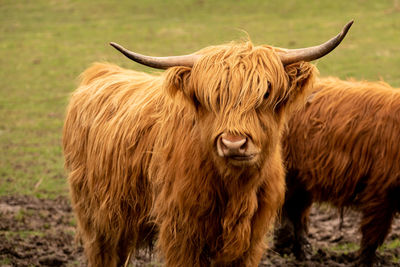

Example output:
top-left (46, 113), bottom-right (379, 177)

top-left (109, 42), bottom-right (200, 69)
top-left (278, 20), bottom-right (353, 65)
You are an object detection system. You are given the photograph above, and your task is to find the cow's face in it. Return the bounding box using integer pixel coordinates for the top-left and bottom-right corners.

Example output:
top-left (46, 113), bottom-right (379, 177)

top-left (164, 42), bottom-right (316, 173)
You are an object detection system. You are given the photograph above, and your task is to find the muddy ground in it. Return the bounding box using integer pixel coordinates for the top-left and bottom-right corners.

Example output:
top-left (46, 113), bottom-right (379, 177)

top-left (0, 195), bottom-right (399, 267)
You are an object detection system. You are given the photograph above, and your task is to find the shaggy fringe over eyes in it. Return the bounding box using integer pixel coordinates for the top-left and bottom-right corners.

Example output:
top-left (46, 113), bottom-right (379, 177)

top-left (164, 41), bottom-right (317, 118)
top-left (192, 41), bottom-right (287, 114)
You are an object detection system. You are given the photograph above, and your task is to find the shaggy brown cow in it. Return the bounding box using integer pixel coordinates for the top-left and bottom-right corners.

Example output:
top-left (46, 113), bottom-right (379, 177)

top-left (275, 77), bottom-right (400, 266)
top-left (63, 22), bottom-right (352, 267)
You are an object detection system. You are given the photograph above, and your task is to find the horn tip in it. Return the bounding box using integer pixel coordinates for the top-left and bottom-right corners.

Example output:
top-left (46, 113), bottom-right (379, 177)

top-left (343, 20), bottom-right (354, 34)
top-left (109, 42), bottom-right (119, 48)
top-left (336, 20), bottom-right (354, 43)
top-left (109, 42), bottom-right (126, 54)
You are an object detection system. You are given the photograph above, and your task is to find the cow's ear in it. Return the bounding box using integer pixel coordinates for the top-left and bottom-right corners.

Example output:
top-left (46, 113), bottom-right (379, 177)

top-left (284, 62), bottom-right (318, 111)
top-left (164, 66), bottom-right (198, 106)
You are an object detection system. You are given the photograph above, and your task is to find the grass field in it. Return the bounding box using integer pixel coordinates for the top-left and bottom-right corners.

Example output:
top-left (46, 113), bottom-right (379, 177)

top-left (1, 0), bottom-right (400, 198)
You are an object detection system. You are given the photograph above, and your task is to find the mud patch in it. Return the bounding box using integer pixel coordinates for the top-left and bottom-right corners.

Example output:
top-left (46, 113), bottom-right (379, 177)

top-left (263, 207), bottom-right (400, 267)
top-left (0, 195), bottom-right (84, 267)
top-left (0, 195), bottom-right (399, 266)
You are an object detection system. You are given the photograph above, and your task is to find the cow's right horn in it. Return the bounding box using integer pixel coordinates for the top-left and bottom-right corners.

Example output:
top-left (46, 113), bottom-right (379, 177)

top-left (278, 20), bottom-right (353, 65)
top-left (109, 42), bottom-right (200, 69)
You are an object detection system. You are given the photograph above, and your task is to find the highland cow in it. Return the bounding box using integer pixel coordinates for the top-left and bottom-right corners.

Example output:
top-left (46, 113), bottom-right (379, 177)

top-left (63, 22), bottom-right (352, 267)
top-left (275, 77), bottom-right (400, 266)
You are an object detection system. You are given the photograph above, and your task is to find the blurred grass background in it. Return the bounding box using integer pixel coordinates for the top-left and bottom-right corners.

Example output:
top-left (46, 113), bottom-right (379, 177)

top-left (1, 0), bottom-right (399, 198)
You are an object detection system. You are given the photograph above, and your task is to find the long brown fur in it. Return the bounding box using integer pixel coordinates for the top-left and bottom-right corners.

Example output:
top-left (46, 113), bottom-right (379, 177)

top-left (275, 77), bottom-right (400, 266)
top-left (63, 41), bottom-right (316, 267)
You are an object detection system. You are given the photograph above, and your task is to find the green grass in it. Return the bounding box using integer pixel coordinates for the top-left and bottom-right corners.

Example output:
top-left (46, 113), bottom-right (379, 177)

top-left (13, 208), bottom-right (35, 222)
top-left (329, 239), bottom-right (400, 263)
top-left (380, 238), bottom-right (400, 250)
top-left (379, 238), bottom-right (400, 263)
top-left (2, 230), bottom-right (45, 239)
top-left (0, 257), bottom-right (12, 265)
top-left (331, 242), bottom-right (359, 253)
top-left (1, 0), bottom-right (400, 198)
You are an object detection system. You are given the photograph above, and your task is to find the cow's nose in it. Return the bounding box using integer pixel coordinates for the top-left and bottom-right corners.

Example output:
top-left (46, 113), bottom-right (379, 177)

top-left (217, 133), bottom-right (248, 157)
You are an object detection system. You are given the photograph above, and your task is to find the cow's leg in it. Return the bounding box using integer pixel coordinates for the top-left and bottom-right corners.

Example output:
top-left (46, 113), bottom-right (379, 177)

top-left (158, 223), bottom-right (209, 267)
top-left (219, 227), bottom-right (266, 267)
top-left (357, 202), bottom-right (395, 267)
top-left (80, 231), bottom-right (120, 267)
top-left (213, 241), bottom-right (265, 267)
top-left (116, 236), bottom-right (135, 267)
top-left (291, 191), bottom-right (313, 260)
top-left (239, 235), bottom-right (267, 267)
top-left (273, 207), bottom-right (295, 256)
top-left (75, 205), bottom-right (135, 267)
top-left (70, 198), bottom-right (120, 265)
top-left (274, 180), bottom-right (312, 260)
top-left (212, 206), bottom-right (269, 266)
top-left (82, 226), bottom-right (141, 267)
top-left (117, 223), bottom-right (157, 266)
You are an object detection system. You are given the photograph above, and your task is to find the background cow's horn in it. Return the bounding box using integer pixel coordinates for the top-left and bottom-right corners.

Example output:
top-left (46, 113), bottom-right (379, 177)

top-left (109, 42), bottom-right (200, 69)
top-left (278, 20), bottom-right (354, 65)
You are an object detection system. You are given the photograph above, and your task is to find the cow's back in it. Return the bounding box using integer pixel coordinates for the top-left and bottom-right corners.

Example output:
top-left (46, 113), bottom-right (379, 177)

top-left (284, 77), bottom-right (400, 206)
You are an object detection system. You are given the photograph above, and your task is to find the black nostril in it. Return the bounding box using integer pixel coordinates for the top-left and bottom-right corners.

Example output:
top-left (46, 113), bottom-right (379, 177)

top-left (239, 139), bottom-right (248, 151)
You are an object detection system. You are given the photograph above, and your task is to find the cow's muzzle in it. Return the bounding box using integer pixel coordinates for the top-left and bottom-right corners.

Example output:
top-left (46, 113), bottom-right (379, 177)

top-left (216, 133), bottom-right (259, 162)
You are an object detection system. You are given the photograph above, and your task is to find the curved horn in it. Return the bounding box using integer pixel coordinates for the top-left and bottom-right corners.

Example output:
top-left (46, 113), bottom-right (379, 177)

top-left (278, 20), bottom-right (353, 65)
top-left (109, 42), bottom-right (200, 69)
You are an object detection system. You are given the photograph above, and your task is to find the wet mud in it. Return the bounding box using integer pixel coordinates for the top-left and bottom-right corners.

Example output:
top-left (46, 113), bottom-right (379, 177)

top-left (1, 195), bottom-right (399, 266)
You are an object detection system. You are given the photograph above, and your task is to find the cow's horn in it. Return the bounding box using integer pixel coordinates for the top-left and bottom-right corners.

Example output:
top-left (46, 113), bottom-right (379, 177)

top-left (109, 42), bottom-right (200, 69)
top-left (278, 20), bottom-right (353, 65)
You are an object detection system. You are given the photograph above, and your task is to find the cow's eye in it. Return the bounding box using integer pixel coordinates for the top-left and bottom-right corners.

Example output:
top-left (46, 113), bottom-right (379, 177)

top-left (264, 82), bottom-right (271, 99)
top-left (264, 90), bottom-right (270, 100)
top-left (192, 94), bottom-right (201, 109)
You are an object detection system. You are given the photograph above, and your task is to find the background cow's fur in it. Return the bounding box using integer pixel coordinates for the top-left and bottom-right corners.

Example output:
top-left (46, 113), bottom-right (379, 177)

top-left (275, 77), bottom-right (400, 266)
top-left (63, 41), bottom-right (317, 267)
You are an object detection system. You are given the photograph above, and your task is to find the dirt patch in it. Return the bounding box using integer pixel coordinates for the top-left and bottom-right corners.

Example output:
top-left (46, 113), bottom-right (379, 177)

top-left (0, 195), bottom-right (84, 267)
top-left (263, 207), bottom-right (400, 267)
top-left (0, 195), bottom-right (399, 266)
